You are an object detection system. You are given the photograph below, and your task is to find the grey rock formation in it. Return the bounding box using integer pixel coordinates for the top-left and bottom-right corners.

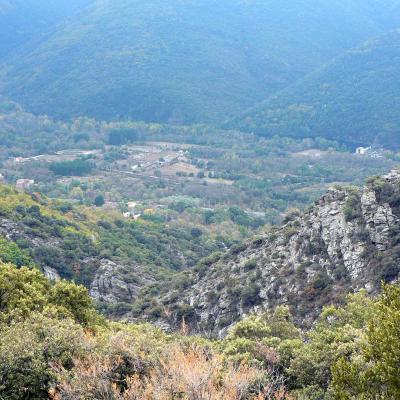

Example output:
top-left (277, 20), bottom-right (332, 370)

top-left (0, 214), bottom-right (153, 309)
top-left (161, 170), bottom-right (400, 336)
top-left (43, 266), bottom-right (60, 281)
top-left (90, 259), bottom-right (153, 304)
top-left (361, 186), bottom-right (397, 250)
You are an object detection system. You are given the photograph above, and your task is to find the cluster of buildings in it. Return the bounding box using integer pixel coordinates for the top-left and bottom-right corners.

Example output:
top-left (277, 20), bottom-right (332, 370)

top-left (130, 150), bottom-right (188, 172)
top-left (15, 179), bottom-right (35, 192)
top-left (355, 146), bottom-right (383, 159)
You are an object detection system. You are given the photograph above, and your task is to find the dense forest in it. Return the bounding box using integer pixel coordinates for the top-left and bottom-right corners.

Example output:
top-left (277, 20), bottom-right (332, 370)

top-left (0, 0), bottom-right (92, 58)
top-left (230, 30), bottom-right (400, 149)
top-left (1, 0), bottom-right (399, 124)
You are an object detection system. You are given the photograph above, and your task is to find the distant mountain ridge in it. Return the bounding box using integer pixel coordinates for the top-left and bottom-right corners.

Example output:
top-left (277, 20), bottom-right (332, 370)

top-left (0, 0), bottom-right (398, 124)
top-left (0, 0), bottom-right (93, 59)
top-left (229, 30), bottom-right (400, 149)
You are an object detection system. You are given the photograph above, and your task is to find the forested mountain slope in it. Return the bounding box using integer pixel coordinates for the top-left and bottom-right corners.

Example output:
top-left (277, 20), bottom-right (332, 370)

top-left (0, 0), bottom-right (92, 59)
top-left (148, 171), bottom-right (400, 335)
top-left (3, 170), bottom-right (400, 335)
top-left (0, 0), bottom-right (397, 124)
top-left (0, 184), bottom-right (220, 315)
top-left (230, 30), bottom-right (400, 149)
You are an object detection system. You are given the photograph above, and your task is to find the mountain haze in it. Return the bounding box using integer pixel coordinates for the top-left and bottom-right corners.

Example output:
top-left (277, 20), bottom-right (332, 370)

top-left (230, 29), bottom-right (400, 148)
top-left (1, 0), bottom-right (398, 124)
top-left (0, 0), bottom-right (92, 59)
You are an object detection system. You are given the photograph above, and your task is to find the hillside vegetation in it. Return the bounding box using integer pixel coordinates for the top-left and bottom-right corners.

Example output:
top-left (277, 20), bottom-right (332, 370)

top-left (0, 184), bottom-right (222, 318)
top-left (1, 260), bottom-right (400, 399)
top-left (0, 0), bottom-right (397, 124)
top-left (230, 30), bottom-right (400, 149)
top-left (0, 0), bottom-right (92, 59)
top-left (138, 171), bottom-right (400, 334)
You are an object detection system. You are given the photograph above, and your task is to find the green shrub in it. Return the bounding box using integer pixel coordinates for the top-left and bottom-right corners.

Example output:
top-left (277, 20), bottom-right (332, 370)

top-left (50, 159), bottom-right (94, 176)
top-left (331, 285), bottom-right (400, 399)
top-left (0, 262), bottom-right (101, 327)
top-left (284, 226), bottom-right (299, 239)
top-left (0, 236), bottom-right (33, 267)
top-left (244, 259), bottom-right (258, 271)
top-left (343, 190), bottom-right (362, 222)
top-left (241, 284), bottom-right (261, 307)
top-left (312, 271), bottom-right (332, 292)
top-left (0, 313), bottom-right (86, 400)
top-left (229, 243), bottom-right (247, 255)
top-left (94, 194), bottom-right (105, 207)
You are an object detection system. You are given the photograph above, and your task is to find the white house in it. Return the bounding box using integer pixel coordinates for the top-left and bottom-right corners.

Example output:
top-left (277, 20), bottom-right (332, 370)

top-left (355, 146), bottom-right (371, 155)
top-left (15, 179), bottom-right (34, 192)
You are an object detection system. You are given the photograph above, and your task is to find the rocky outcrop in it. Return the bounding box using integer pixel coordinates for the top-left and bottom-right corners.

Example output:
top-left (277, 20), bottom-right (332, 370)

top-left (0, 217), bottom-right (62, 248)
top-left (3, 172), bottom-right (400, 334)
top-left (0, 218), bottom-right (21, 240)
top-left (0, 214), bottom-right (152, 308)
top-left (361, 185), bottom-right (396, 250)
top-left (43, 266), bottom-right (60, 281)
top-left (90, 259), bottom-right (153, 304)
top-left (160, 170), bottom-right (400, 336)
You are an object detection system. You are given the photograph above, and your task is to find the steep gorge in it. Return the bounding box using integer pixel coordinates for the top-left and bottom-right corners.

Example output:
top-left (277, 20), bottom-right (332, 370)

top-left (2, 171), bottom-right (400, 336)
top-left (155, 170), bottom-right (400, 335)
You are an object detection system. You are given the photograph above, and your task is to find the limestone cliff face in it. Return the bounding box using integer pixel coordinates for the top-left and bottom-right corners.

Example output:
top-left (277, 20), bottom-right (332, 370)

top-left (361, 182), bottom-right (397, 251)
top-left (90, 259), bottom-right (153, 304)
top-left (162, 170), bottom-right (400, 336)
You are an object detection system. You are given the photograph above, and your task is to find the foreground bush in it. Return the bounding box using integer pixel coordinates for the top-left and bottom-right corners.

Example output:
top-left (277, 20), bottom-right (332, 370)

top-left (0, 262), bottom-right (289, 399)
top-left (0, 262), bottom-right (101, 326)
top-left (56, 344), bottom-right (289, 400)
top-left (331, 284), bottom-right (400, 399)
top-left (1, 261), bottom-right (399, 399)
top-left (0, 313), bottom-right (87, 400)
